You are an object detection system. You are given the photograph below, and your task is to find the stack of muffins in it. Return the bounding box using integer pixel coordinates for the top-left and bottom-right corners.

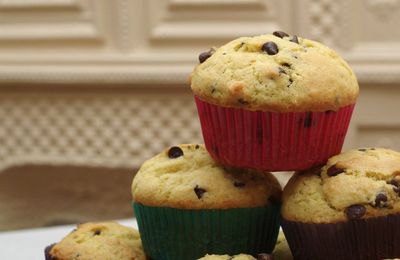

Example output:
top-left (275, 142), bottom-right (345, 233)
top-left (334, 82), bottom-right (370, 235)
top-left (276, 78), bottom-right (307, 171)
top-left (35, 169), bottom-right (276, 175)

top-left (46, 32), bottom-right (400, 260)
top-left (132, 32), bottom-right (400, 260)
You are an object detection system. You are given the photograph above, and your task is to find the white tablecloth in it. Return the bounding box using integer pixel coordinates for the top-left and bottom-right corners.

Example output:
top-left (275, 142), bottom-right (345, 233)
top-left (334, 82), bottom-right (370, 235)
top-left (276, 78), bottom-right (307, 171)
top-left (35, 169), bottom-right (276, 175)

top-left (0, 219), bottom-right (138, 260)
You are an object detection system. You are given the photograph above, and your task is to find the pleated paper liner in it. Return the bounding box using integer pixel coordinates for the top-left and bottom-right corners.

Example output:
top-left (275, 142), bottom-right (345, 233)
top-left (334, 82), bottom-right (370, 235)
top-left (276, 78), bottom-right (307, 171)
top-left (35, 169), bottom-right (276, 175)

top-left (44, 243), bottom-right (56, 260)
top-left (281, 215), bottom-right (400, 260)
top-left (133, 203), bottom-right (281, 260)
top-left (195, 96), bottom-right (355, 172)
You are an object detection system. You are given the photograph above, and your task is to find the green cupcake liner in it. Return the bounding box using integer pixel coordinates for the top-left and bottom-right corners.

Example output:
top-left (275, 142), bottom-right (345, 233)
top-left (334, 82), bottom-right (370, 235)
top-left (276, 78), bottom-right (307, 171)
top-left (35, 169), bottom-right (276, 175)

top-left (133, 202), bottom-right (281, 260)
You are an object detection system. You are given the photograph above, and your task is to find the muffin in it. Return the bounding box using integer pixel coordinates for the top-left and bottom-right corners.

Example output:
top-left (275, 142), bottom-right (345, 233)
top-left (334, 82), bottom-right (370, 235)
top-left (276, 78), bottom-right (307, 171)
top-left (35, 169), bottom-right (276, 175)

top-left (190, 31), bottom-right (358, 171)
top-left (131, 144), bottom-right (282, 260)
top-left (281, 148), bottom-right (400, 260)
top-left (44, 222), bottom-right (146, 260)
top-left (198, 230), bottom-right (293, 260)
top-left (272, 231), bottom-right (292, 260)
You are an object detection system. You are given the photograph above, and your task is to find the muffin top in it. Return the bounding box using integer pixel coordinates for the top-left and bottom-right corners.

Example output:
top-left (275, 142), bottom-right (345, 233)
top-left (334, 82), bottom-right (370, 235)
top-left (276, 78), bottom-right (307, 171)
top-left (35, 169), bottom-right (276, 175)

top-left (190, 32), bottom-right (359, 112)
top-left (273, 231), bottom-right (293, 260)
top-left (131, 144), bottom-right (281, 209)
top-left (45, 222), bottom-right (146, 260)
top-left (282, 148), bottom-right (400, 223)
top-left (198, 231), bottom-right (292, 260)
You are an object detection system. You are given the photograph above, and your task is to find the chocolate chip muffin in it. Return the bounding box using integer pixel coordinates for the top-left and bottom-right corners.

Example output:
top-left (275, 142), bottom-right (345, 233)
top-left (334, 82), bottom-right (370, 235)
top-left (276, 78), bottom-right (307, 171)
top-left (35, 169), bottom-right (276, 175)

top-left (44, 222), bottom-right (146, 260)
top-left (132, 144), bottom-right (282, 260)
top-left (190, 31), bottom-right (358, 171)
top-left (273, 231), bottom-right (292, 260)
top-left (191, 33), bottom-right (358, 112)
top-left (281, 148), bottom-right (400, 260)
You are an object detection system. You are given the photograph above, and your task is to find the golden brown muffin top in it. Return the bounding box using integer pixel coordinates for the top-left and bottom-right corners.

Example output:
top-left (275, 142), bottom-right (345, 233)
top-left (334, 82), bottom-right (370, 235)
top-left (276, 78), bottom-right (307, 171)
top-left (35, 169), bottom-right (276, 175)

top-left (132, 144), bottom-right (281, 209)
top-left (47, 222), bottom-right (146, 260)
top-left (282, 148), bottom-right (400, 223)
top-left (191, 32), bottom-right (359, 112)
top-left (198, 231), bottom-right (292, 260)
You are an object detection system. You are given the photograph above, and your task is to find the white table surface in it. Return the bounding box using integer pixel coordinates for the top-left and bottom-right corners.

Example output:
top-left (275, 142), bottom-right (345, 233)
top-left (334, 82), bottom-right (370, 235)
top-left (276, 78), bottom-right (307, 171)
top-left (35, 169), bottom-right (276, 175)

top-left (0, 218), bottom-right (138, 260)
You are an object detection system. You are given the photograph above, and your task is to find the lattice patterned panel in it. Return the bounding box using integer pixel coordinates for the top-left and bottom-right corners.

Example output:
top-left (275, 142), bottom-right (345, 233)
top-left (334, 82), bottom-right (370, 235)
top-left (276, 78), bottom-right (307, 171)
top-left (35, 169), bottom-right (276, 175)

top-left (307, 0), bottom-right (339, 47)
top-left (0, 89), bottom-right (202, 171)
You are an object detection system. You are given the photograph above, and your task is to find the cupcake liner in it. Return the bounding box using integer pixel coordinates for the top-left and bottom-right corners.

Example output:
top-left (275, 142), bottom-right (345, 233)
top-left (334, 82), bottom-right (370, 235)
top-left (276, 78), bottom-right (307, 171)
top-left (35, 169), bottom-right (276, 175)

top-left (281, 215), bottom-right (400, 260)
top-left (133, 203), bottom-right (281, 260)
top-left (195, 96), bottom-right (355, 171)
top-left (44, 243), bottom-right (56, 260)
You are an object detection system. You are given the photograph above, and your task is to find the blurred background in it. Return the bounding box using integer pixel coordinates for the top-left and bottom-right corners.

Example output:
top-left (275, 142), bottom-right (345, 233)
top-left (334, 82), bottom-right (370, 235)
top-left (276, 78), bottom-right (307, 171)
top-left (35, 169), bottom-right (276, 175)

top-left (0, 0), bottom-right (399, 231)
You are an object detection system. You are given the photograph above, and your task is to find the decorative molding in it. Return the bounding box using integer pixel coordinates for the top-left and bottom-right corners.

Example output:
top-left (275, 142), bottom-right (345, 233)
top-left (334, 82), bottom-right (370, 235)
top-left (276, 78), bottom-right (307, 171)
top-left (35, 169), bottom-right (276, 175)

top-left (0, 0), bottom-right (101, 42)
top-left (0, 23), bottom-right (99, 41)
top-left (307, 0), bottom-right (338, 47)
top-left (150, 22), bottom-right (280, 40)
top-left (168, 0), bottom-right (265, 9)
top-left (116, 0), bottom-right (131, 51)
top-left (148, 0), bottom-right (277, 41)
top-left (0, 91), bottom-right (202, 171)
top-left (0, 0), bottom-right (79, 9)
top-left (0, 0), bottom-right (398, 85)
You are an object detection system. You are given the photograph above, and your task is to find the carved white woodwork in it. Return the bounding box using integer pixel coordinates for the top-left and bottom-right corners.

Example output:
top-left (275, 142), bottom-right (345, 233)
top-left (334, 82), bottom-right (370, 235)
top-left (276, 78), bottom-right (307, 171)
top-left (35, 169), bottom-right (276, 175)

top-left (0, 0), bottom-right (399, 172)
top-left (0, 89), bottom-right (202, 171)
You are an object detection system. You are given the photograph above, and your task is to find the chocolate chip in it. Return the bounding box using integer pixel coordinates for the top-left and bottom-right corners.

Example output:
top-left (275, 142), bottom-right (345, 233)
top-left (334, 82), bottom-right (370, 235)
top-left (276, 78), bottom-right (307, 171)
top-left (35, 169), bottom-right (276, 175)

top-left (303, 112), bottom-right (312, 128)
top-left (234, 181), bottom-right (245, 188)
top-left (389, 179), bottom-right (400, 195)
top-left (290, 35), bottom-right (299, 44)
top-left (326, 165), bottom-right (344, 177)
top-left (195, 144), bottom-right (200, 149)
top-left (273, 31), bottom-right (289, 38)
top-left (257, 253), bottom-right (273, 260)
top-left (194, 185), bottom-right (206, 199)
top-left (358, 148), bottom-right (367, 152)
top-left (238, 98), bottom-right (249, 105)
top-left (167, 146), bottom-right (184, 159)
top-left (287, 78), bottom-right (293, 88)
top-left (198, 49), bottom-right (214, 63)
top-left (261, 41), bottom-right (279, 55)
top-left (374, 192), bottom-right (388, 207)
top-left (345, 204), bottom-right (366, 220)
top-left (387, 179), bottom-right (399, 187)
top-left (44, 243), bottom-right (56, 260)
top-left (94, 230), bottom-right (101, 236)
top-left (281, 62), bottom-right (291, 68)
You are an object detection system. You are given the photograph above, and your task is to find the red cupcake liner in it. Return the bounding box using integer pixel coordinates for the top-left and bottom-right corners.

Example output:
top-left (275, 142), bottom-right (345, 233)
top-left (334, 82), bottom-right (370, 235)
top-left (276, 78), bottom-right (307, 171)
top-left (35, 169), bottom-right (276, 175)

top-left (281, 215), bottom-right (400, 260)
top-left (195, 96), bottom-right (355, 171)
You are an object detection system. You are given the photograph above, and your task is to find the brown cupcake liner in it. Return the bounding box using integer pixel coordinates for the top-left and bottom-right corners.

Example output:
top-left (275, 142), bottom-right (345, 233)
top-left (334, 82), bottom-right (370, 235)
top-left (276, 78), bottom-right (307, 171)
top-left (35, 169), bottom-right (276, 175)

top-left (281, 215), bottom-right (400, 260)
